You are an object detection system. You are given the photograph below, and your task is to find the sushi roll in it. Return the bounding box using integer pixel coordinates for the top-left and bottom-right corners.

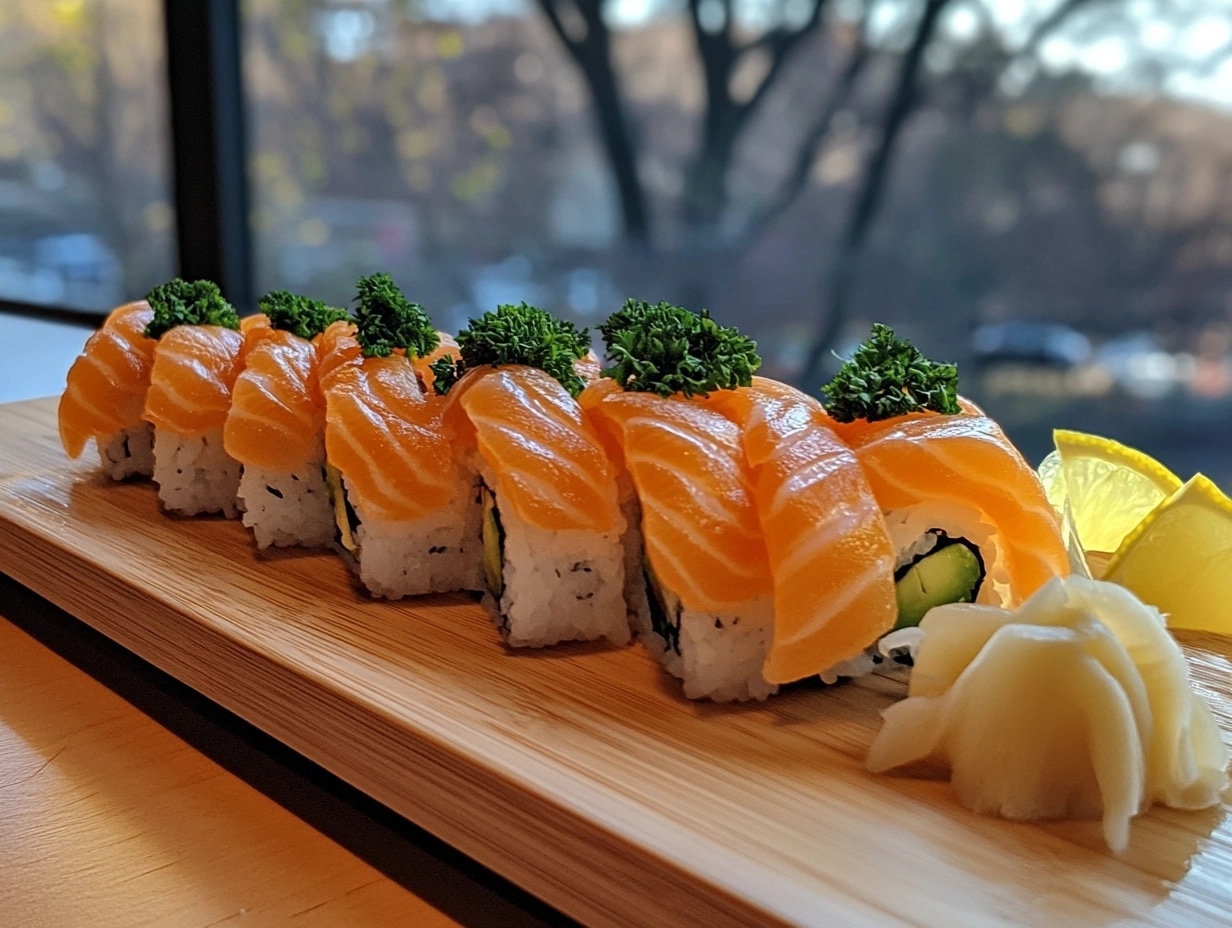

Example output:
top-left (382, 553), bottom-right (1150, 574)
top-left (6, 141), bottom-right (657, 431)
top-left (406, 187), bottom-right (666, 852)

top-left (141, 279), bottom-right (252, 517)
top-left (702, 377), bottom-right (899, 685)
top-left (58, 300), bottom-right (158, 479)
top-left (321, 274), bottom-right (481, 598)
top-left (433, 303), bottom-right (629, 648)
top-left (822, 325), bottom-right (1069, 617)
top-left (223, 290), bottom-right (350, 548)
top-left (582, 301), bottom-right (775, 700)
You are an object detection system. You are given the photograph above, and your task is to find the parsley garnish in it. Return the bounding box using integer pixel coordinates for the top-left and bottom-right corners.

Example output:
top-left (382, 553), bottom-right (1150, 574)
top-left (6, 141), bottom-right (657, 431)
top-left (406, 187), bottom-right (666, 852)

top-left (821, 323), bottom-right (959, 423)
top-left (259, 289), bottom-right (349, 340)
top-left (431, 302), bottom-right (590, 397)
top-left (353, 273), bottom-right (438, 359)
top-left (597, 299), bottom-right (760, 398)
top-left (143, 278), bottom-right (240, 339)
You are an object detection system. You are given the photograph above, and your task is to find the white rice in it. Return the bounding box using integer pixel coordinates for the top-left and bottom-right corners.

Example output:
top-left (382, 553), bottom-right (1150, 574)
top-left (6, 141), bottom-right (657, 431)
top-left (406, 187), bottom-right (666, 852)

top-left (883, 502), bottom-right (1008, 606)
top-left (346, 472), bottom-right (484, 598)
top-left (239, 460), bottom-right (335, 549)
top-left (484, 472), bottom-right (629, 649)
top-left (152, 426), bottom-right (242, 517)
top-left (639, 572), bottom-right (777, 702)
top-left (98, 422), bottom-right (154, 480)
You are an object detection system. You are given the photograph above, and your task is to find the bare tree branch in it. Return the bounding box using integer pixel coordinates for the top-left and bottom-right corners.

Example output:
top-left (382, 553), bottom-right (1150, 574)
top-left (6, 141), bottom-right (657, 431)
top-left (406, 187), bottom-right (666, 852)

top-left (797, 0), bottom-right (955, 390)
top-left (739, 18), bottom-right (871, 247)
top-left (683, 0), bottom-right (829, 224)
top-left (536, 0), bottom-right (649, 242)
top-left (740, 2), bottom-right (829, 117)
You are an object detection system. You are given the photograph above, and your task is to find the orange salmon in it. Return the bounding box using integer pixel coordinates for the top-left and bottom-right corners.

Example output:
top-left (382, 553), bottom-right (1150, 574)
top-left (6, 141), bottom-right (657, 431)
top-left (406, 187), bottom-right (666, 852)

top-left (844, 414), bottom-right (1069, 604)
top-left (58, 301), bottom-right (156, 472)
top-left (708, 377), bottom-right (898, 683)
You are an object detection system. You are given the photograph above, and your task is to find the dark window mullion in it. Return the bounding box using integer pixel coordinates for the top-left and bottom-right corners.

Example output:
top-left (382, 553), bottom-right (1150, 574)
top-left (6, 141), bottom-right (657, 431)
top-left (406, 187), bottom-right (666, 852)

top-left (163, 0), bottom-right (254, 312)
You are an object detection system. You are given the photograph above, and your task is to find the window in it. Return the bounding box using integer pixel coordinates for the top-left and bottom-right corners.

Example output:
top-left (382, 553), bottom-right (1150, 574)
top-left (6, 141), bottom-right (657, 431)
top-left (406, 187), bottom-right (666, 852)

top-left (5, 0), bottom-right (1230, 485)
top-left (243, 0), bottom-right (1232, 486)
top-left (0, 1), bottom-right (175, 312)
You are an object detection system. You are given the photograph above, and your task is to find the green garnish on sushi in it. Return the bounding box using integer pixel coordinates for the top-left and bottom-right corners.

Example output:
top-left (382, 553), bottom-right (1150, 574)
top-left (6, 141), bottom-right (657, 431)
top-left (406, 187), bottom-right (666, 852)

top-left (598, 299), bottom-right (760, 398)
top-left (353, 273), bottom-right (439, 359)
top-left (260, 290), bottom-right (350, 340)
top-left (431, 302), bottom-right (590, 397)
top-left (143, 278), bottom-right (240, 339)
top-left (822, 323), bottom-right (959, 423)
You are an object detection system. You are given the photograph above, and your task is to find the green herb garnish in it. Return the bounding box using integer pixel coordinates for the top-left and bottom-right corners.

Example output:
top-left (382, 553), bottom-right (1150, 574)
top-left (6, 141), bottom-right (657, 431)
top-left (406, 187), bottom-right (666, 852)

top-left (259, 289), bottom-right (349, 340)
top-left (143, 278), bottom-right (240, 339)
top-left (431, 302), bottom-right (590, 397)
top-left (353, 272), bottom-right (438, 359)
top-left (821, 323), bottom-right (959, 423)
top-left (597, 299), bottom-right (759, 398)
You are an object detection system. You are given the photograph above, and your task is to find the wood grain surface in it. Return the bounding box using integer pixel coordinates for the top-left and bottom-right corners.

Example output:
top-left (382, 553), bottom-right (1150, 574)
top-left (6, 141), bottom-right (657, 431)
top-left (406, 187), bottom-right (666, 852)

top-left (3, 396), bottom-right (1231, 927)
top-left (0, 584), bottom-right (461, 927)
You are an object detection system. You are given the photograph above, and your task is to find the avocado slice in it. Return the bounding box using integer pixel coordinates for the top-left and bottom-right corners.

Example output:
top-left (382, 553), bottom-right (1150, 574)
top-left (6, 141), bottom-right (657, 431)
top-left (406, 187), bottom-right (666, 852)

top-left (324, 463), bottom-right (359, 553)
top-left (480, 483), bottom-right (505, 598)
top-left (894, 542), bottom-right (982, 629)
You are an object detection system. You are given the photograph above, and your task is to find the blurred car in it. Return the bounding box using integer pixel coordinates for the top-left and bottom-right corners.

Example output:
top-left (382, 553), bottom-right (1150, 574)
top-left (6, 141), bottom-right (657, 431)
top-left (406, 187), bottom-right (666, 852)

top-left (971, 321), bottom-right (1092, 369)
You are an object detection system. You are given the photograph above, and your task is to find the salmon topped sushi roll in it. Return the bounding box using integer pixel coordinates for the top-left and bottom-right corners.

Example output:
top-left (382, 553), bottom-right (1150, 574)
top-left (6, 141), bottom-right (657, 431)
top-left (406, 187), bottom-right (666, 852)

top-left (703, 377), bottom-right (898, 685)
top-left (58, 300), bottom-right (157, 479)
top-left (821, 324), bottom-right (1068, 617)
top-left (434, 303), bottom-right (628, 648)
top-left (321, 274), bottom-right (481, 598)
top-left (140, 279), bottom-right (253, 517)
top-left (584, 301), bottom-right (775, 700)
top-left (223, 291), bottom-right (350, 548)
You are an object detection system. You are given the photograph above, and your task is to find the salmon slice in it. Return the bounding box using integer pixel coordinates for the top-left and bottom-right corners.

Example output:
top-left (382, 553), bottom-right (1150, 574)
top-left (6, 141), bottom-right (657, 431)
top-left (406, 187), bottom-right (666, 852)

top-left (223, 329), bottom-right (322, 471)
top-left (584, 388), bottom-right (772, 613)
top-left (412, 331), bottom-right (460, 392)
top-left (713, 378), bottom-right (897, 683)
top-left (453, 366), bottom-right (620, 533)
top-left (574, 349), bottom-right (602, 385)
top-left (143, 325), bottom-right (247, 437)
top-left (844, 414), bottom-right (1069, 604)
top-left (323, 355), bottom-right (456, 522)
top-left (316, 320), bottom-right (363, 394)
top-left (58, 301), bottom-right (156, 459)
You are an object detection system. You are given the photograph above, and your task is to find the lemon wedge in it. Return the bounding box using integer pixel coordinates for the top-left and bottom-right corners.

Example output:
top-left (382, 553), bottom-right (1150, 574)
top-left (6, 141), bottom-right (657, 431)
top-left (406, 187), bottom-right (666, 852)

top-left (1039, 430), bottom-right (1182, 560)
top-left (1103, 474), bottom-right (1232, 633)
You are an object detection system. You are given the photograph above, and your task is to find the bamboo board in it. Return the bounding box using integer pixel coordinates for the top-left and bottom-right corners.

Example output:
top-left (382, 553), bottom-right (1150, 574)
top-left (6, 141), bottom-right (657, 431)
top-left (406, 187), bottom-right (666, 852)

top-left (2, 396), bottom-right (1231, 928)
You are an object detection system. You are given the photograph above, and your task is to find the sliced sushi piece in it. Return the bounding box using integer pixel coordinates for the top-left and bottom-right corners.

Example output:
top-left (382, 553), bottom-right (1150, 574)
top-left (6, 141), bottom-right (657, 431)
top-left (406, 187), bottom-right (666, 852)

top-left (844, 413), bottom-right (1070, 608)
top-left (58, 300), bottom-right (157, 479)
top-left (583, 300), bottom-right (774, 700)
top-left (702, 377), bottom-right (899, 685)
top-left (435, 303), bottom-right (628, 648)
top-left (223, 291), bottom-right (350, 548)
top-left (821, 324), bottom-right (1069, 612)
top-left (584, 387), bottom-right (774, 699)
top-left (140, 279), bottom-right (252, 517)
top-left (321, 275), bottom-right (482, 597)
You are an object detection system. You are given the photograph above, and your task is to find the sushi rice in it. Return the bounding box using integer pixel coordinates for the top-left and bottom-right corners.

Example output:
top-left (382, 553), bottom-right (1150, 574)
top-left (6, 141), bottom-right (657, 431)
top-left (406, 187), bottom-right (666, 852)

top-left (151, 426), bottom-right (242, 518)
top-left (98, 422), bottom-right (155, 481)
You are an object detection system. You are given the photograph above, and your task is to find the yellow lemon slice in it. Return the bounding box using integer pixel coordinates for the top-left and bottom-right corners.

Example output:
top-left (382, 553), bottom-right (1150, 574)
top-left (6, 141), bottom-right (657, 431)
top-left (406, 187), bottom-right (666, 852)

top-left (1103, 474), bottom-right (1232, 633)
top-left (1038, 430), bottom-right (1182, 559)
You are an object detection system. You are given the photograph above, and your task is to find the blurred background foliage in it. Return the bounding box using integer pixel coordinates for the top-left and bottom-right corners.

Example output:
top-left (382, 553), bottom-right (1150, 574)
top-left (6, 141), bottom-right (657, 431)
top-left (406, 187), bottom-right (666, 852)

top-left (3, 0), bottom-right (1232, 479)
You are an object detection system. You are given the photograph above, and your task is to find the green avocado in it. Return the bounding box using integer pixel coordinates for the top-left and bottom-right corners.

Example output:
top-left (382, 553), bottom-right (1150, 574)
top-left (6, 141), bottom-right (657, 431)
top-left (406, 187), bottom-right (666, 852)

top-left (481, 483), bottom-right (504, 598)
top-left (894, 543), bottom-right (982, 629)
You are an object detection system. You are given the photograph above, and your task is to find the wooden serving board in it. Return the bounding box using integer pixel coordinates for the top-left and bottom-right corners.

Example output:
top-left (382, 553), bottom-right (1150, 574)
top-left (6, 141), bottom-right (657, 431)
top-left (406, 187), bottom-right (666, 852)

top-left (2, 396), bottom-right (1231, 928)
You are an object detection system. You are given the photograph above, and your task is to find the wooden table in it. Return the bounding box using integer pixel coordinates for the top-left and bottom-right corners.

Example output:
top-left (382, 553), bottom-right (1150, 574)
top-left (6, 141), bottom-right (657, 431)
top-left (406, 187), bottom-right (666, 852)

top-left (4, 394), bottom-right (1232, 928)
top-left (0, 390), bottom-right (564, 927)
top-left (0, 577), bottom-right (565, 928)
